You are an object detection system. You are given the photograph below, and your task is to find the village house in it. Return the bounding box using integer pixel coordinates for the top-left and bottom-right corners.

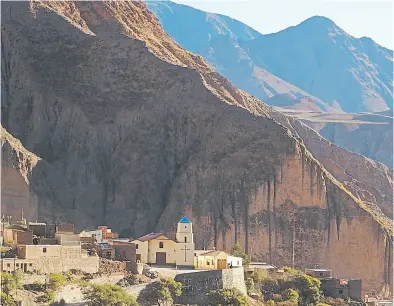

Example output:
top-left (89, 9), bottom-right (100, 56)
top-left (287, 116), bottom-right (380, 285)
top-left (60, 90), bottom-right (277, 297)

top-left (0, 222), bottom-right (99, 274)
top-left (305, 268), bottom-right (362, 301)
top-left (194, 250), bottom-right (243, 270)
top-left (112, 239), bottom-right (136, 262)
top-left (131, 216), bottom-right (195, 267)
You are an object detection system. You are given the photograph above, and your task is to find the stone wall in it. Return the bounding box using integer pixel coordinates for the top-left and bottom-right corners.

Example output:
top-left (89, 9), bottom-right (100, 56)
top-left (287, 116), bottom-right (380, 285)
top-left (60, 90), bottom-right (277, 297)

top-left (98, 259), bottom-right (127, 274)
top-left (222, 267), bottom-right (247, 294)
top-left (33, 255), bottom-right (99, 274)
top-left (175, 268), bottom-right (247, 305)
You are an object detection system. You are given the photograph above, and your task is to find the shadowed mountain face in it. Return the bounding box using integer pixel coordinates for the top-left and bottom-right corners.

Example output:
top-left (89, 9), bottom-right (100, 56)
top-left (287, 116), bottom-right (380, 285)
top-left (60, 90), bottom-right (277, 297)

top-left (1, 0), bottom-right (392, 293)
top-left (148, 1), bottom-right (393, 113)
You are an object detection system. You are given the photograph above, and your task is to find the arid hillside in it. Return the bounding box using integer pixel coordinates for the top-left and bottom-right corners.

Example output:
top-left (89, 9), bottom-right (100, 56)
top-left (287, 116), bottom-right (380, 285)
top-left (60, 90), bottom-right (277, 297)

top-left (1, 1), bottom-right (392, 293)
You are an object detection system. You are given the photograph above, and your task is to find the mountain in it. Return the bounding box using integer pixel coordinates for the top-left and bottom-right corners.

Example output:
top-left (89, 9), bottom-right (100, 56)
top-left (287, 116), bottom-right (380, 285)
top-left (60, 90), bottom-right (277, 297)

top-left (148, 1), bottom-right (393, 113)
top-left (1, 0), bottom-right (392, 293)
top-left (278, 109), bottom-right (393, 168)
top-left (147, 1), bottom-right (338, 113)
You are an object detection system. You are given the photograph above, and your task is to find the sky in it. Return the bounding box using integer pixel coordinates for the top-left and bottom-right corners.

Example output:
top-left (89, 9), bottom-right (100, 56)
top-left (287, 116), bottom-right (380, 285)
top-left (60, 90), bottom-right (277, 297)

top-left (172, 0), bottom-right (394, 50)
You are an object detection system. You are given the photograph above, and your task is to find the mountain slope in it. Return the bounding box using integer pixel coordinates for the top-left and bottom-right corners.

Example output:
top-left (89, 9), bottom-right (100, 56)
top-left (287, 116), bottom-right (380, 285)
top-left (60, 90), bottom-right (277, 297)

top-left (147, 1), bottom-right (338, 113)
top-left (1, 0), bottom-right (392, 293)
top-left (148, 1), bottom-right (393, 113)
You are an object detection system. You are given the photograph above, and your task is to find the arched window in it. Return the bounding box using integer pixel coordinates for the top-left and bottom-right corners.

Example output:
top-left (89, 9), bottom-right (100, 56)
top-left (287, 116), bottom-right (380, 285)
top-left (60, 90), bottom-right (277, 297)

top-left (159, 241), bottom-right (164, 248)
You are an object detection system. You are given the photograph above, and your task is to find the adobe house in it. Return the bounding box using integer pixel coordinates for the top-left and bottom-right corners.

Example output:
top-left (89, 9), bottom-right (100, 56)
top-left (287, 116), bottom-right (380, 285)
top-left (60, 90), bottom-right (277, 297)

top-left (112, 239), bottom-right (136, 262)
top-left (194, 250), bottom-right (243, 270)
top-left (131, 216), bottom-right (195, 267)
top-left (28, 222), bottom-right (46, 237)
top-left (305, 268), bottom-right (332, 278)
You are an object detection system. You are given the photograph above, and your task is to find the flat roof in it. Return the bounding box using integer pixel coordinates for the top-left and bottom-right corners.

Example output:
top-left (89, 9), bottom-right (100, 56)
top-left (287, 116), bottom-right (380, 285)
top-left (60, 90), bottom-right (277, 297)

top-left (306, 268), bottom-right (332, 272)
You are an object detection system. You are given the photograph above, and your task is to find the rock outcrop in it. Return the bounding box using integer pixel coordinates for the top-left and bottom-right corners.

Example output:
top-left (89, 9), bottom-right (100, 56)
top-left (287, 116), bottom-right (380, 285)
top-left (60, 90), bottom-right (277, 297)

top-left (1, 1), bottom-right (392, 293)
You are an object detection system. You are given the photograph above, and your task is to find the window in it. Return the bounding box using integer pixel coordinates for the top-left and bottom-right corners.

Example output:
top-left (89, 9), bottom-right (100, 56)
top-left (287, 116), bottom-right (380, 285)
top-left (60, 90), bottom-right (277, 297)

top-left (319, 272), bottom-right (323, 277)
top-left (16, 264), bottom-right (19, 267)
top-left (207, 261), bottom-right (210, 265)
top-left (339, 290), bottom-right (343, 294)
top-left (159, 242), bottom-right (164, 248)
top-left (29, 263), bottom-right (33, 267)
top-left (43, 247), bottom-right (47, 253)
top-left (184, 237), bottom-right (187, 243)
top-left (237, 261), bottom-right (240, 266)
top-left (7, 264), bottom-right (10, 268)
top-left (136, 244), bottom-right (139, 250)
top-left (185, 226), bottom-right (187, 229)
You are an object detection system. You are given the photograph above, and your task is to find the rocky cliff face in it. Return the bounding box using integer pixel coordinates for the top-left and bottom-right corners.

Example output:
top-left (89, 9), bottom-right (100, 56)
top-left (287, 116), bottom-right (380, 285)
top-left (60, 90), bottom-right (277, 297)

top-left (1, 1), bottom-right (392, 293)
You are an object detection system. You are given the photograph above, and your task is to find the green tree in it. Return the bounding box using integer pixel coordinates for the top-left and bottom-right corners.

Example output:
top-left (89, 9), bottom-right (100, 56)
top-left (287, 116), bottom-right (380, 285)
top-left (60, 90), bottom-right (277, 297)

top-left (293, 274), bottom-right (320, 306)
top-left (48, 273), bottom-right (67, 291)
top-left (137, 277), bottom-right (182, 306)
top-left (1, 291), bottom-right (15, 306)
top-left (1, 271), bottom-right (22, 295)
top-left (84, 283), bottom-right (138, 306)
top-left (206, 288), bottom-right (248, 306)
top-left (229, 243), bottom-right (250, 266)
top-left (281, 288), bottom-right (299, 303)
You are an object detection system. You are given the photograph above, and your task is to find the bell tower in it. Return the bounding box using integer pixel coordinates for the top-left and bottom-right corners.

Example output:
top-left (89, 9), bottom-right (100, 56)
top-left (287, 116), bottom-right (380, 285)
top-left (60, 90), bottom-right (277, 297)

top-left (175, 216), bottom-right (195, 268)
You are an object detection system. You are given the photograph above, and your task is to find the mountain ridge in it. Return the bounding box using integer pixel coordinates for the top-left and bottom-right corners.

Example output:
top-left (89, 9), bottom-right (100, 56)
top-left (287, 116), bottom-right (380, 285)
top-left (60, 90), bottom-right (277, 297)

top-left (148, 0), bottom-right (393, 113)
top-left (1, 0), bottom-right (392, 293)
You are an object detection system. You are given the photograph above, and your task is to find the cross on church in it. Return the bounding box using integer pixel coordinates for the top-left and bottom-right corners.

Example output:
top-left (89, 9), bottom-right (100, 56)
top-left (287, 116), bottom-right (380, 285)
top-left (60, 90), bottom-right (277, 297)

top-left (181, 244), bottom-right (190, 262)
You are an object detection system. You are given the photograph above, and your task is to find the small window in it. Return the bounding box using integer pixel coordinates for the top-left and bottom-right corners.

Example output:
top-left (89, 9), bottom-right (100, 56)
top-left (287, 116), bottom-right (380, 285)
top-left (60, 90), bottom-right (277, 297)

top-left (184, 237), bottom-right (187, 243)
top-left (319, 272), bottom-right (323, 276)
top-left (159, 242), bottom-right (164, 248)
top-left (7, 264), bottom-right (10, 267)
top-left (136, 244), bottom-right (139, 250)
top-left (185, 226), bottom-right (187, 229)
top-left (29, 263), bottom-right (33, 267)
top-left (207, 261), bottom-right (210, 265)
top-left (43, 247), bottom-right (47, 253)
top-left (339, 290), bottom-right (343, 294)
top-left (16, 263), bottom-right (19, 267)
top-left (237, 261), bottom-right (240, 266)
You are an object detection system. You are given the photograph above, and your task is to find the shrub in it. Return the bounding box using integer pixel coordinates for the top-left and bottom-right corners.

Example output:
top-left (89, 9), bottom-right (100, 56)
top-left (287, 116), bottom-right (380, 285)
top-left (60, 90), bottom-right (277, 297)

top-left (266, 300), bottom-right (275, 306)
top-left (272, 293), bottom-right (283, 302)
top-left (206, 288), bottom-right (248, 306)
top-left (281, 288), bottom-right (299, 303)
top-left (1, 291), bottom-right (15, 306)
top-left (1, 271), bottom-right (23, 294)
top-left (257, 277), bottom-right (279, 300)
top-left (251, 269), bottom-right (269, 284)
top-left (84, 283), bottom-right (138, 306)
top-left (24, 280), bottom-right (45, 292)
top-left (230, 243), bottom-right (251, 266)
top-left (48, 273), bottom-right (67, 291)
top-left (245, 277), bottom-right (261, 297)
top-left (36, 290), bottom-right (55, 304)
top-left (137, 277), bottom-right (182, 306)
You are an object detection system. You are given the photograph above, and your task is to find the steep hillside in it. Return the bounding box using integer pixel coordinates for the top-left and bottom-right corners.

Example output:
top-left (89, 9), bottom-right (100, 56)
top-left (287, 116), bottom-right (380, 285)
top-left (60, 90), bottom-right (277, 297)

top-left (148, 1), bottom-right (393, 113)
top-left (1, 0), bottom-right (392, 293)
top-left (279, 110), bottom-right (393, 168)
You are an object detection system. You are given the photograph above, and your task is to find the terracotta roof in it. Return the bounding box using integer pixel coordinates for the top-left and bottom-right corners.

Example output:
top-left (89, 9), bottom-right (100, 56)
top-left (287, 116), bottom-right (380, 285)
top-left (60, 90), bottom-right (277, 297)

top-left (136, 232), bottom-right (168, 242)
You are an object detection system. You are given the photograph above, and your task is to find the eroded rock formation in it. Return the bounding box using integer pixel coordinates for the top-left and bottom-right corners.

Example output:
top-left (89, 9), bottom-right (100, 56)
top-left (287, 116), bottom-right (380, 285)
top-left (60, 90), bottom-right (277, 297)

top-left (1, 1), bottom-right (392, 293)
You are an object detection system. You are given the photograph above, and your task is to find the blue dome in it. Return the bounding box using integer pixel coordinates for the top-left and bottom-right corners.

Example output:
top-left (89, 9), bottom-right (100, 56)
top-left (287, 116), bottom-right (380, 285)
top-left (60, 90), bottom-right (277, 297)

top-left (179, 216), bottom-right (191, 223)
